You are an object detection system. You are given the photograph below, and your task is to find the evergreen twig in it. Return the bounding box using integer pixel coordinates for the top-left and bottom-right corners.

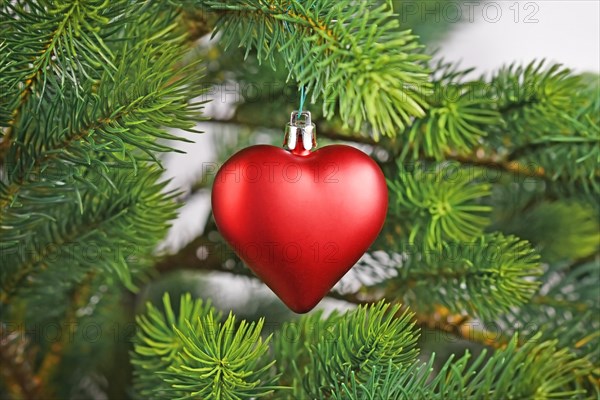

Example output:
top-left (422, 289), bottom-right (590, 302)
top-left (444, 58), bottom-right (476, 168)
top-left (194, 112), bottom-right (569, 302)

top-left (0, 325), bottom-right (40, 400)
top-left (34, 272), bottom-right (96, 398)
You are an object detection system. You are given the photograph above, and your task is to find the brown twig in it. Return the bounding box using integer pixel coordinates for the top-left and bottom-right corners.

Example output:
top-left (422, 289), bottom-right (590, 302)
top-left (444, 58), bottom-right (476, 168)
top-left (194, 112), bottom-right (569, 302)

top-left (34, 272), bottom-right (96, 398)
top-left (327, 291), bottom-right (513, 350)
top-left (0, 326), bottom-right (40, 400)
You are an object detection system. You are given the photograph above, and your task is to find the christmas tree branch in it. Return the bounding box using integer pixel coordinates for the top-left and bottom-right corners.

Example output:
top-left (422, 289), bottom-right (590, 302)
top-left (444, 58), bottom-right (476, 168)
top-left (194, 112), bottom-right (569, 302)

top-left (330, 332), bottom-right (593, 399)
top-left (205, 116), bottom-right (550, 178)
top-left (0, 0), bottom-right (135, 164)
top-left (0, 112), bottom-right (129, 215)
top-left (204, 0), bottom-right (430, 136)
top-left (212, 2), bottom-right (341, 46)
top-left (132, 293), bottom-right (283, 399)
top-left (445, 152), bottom-right (546, 179)
top-left (0, 1), bottom-right (75, 161)
top-left (0, 184), bottom-right (127, 303)
top-left (2, 62), bottom-right (193, 198)
top-left (1, 2), bottom-right (204, 225)
top-left (1, 168), bottom-right (178, 305)
top-left (154, 233), bottom-right (515, 349)
top-left (326, 291), bottom-right (514, 350)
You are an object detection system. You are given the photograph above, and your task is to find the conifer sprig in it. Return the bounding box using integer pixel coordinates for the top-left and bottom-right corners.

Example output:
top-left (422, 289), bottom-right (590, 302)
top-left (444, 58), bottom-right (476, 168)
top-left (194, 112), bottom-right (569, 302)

top-left (331, 334), bottom-right (593, 399)
top-left (132, 293), bottom-right (283, 400)
top-left (0, 167), bottom-right (179, 303)
top-left (388, 162), bottom-right (492, 249)
top-left (203, 0), bottom-right (430, 137)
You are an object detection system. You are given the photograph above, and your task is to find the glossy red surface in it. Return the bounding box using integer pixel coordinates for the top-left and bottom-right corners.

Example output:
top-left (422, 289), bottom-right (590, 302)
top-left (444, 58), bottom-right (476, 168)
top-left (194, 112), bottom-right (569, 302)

top-left (211, 144), bottom-right (388, 313)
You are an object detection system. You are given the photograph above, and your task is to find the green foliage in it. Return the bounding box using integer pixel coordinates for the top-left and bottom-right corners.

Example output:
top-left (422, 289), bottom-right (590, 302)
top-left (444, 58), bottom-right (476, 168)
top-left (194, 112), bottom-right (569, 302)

top-left (394, 60), bottom-right (599, 206)
top-left (331, 333), bottom-right (594, 399)
top-left (0, 0), bottom-right (127, 116)
top-left (2, 15), bottom-right (203, 182)
top-left (0, 0), bottom-right (203, 300)
top-left (494, 64), bottom-right (600, 204)
top-left (1, 2), bottom-right (204, 398)
top-left (1, 167), bottom-right (179, 304)
top-left (363, 233), bottom-right (542, 320)
top-left (388, 161), bottom-right (492, 249)
top-left (133, 293), bottom-right (219, 399)
top-left (497, 259), bottom-right (600, 373)
top-left (491, 61), bottom-right (585, 142)
top-left (273, 301), bottom-right (419, 398)
top-left (132, 293), bottom-right (282, 400)
top-left (1, 0), bottom-right (598, 399)
top-left (204, 0), bottom-right (430, 138)
top-left (404, 61), bottom-right (502, 160)
top-left (133, 298), bottom-right (594, 399)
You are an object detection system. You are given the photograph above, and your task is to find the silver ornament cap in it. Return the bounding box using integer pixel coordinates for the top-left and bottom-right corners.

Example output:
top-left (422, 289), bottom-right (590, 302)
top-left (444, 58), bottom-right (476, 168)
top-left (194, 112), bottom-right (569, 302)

top-left (284, 111), bottom-right (317, 153)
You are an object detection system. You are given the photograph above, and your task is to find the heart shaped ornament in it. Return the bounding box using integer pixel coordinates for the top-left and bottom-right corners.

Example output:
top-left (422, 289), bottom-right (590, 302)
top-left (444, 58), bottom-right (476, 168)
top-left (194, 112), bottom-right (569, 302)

top-left (211, 112), bottom-right (388, 313)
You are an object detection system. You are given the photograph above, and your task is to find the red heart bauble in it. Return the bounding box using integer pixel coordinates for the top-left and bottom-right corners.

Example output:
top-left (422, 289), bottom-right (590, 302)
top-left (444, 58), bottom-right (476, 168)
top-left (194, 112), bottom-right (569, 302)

top-left (211, 144), bottom-right (388, 313)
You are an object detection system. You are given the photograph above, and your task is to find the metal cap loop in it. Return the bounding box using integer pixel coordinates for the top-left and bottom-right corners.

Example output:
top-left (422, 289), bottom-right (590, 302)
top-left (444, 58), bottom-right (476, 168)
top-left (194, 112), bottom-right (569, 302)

top-left (284, 111), bottom-right (317, 153)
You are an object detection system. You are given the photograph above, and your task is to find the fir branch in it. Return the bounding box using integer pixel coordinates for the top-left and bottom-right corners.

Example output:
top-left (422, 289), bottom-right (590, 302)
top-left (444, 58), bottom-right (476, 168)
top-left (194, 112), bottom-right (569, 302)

top-left (132, 293), bottom-right (284, 399)
top-left (0, 0), bottom-right (128, 161)
top-left (0, 0), bottom-right (75, 157)
top-left (497, 258), bottom-right (600, 367)
top-left (483, 63), bottom-right (599, 201)
top-left (0, 167), bottom-right (179, 304)
top-left (273, 303), bottom-right (592, 398)
top-left (0, 0), bottom-right (205, 229)
top-left (203, 0), bottom-right (431, 137)
top-left (439, 152), bottom-right (547, 179)
top-left (169, 314), bottom-right (283, 398)
top-left (330, 333), bottom-right (593, 399)
top-left (402, 60), bottom-right (503, 160)
top-left (273, 302), bottom-right (419, 398)
top-left (326, 291), bottom-right (514, 350)
top-left (1, 45), bottom-right (202, 210)
top-left (387, 161), bottom-right (493, 250)
top-left (132, 293), bottom-right (221, 399)
top-left (381, 233), bottom-right (542, 320)
top-left (491, 61), bottom-right (586, 143)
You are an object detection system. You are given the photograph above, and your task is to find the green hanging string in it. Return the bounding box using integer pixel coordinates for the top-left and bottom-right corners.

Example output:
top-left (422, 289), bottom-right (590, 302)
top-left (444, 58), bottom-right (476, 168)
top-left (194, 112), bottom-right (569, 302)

top-left (298, 85), bottom-right (306, 114)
